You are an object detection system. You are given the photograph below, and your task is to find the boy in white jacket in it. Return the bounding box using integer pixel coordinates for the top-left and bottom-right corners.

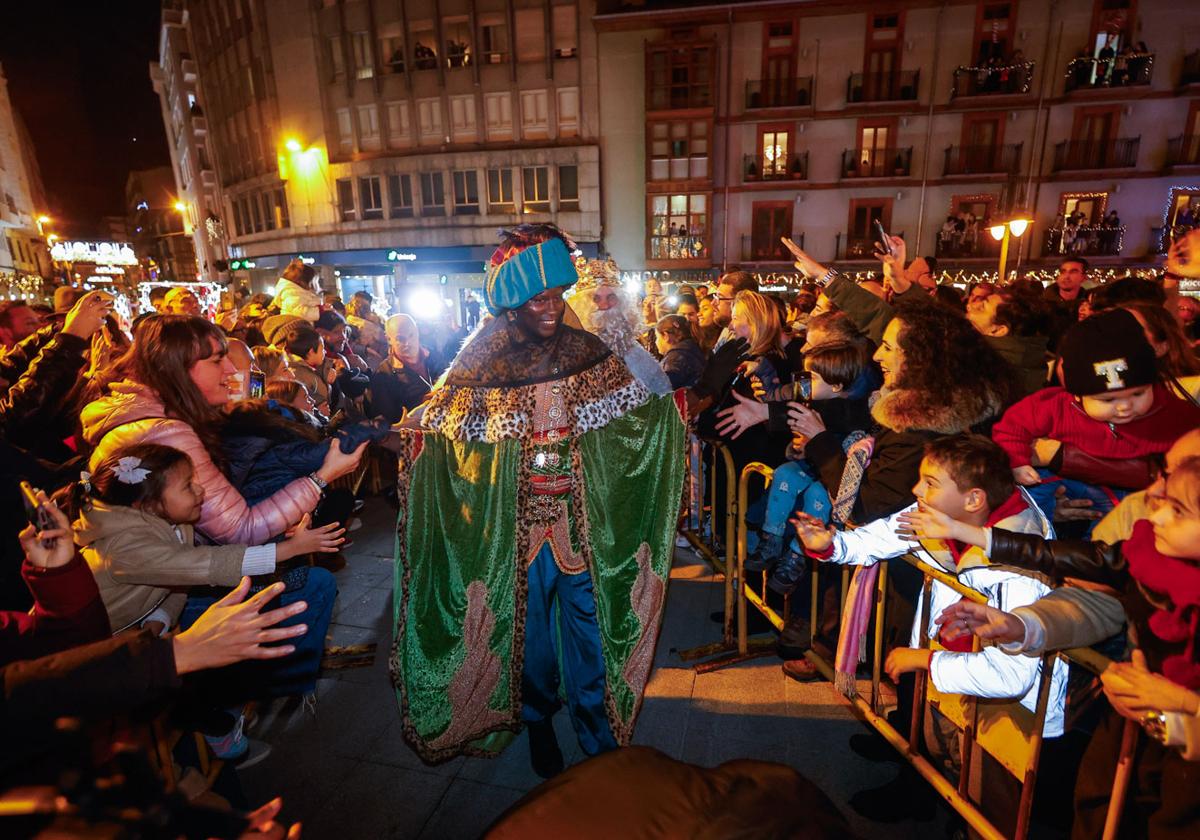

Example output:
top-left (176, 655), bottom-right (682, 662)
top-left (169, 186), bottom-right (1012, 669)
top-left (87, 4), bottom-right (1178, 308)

top-left (794, 434), bottom-right (1067, 828)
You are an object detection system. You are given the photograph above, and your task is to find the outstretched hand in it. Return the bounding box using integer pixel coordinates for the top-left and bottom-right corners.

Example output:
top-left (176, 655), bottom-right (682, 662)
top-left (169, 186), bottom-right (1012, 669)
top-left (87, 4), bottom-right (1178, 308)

top-left (935, 601), bottom-right (1025, 644)
top-left (715, 390), bottom-right (768, 439)
top-left (172, 578), bottom-right (309, 675)
top-left (790, 513), bottom-right (834, 555)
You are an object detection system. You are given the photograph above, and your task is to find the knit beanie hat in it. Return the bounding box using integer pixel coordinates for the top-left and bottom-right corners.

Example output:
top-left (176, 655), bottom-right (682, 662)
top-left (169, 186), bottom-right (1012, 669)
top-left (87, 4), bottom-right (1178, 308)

top-left (1059, 308), bottom-right (1157, 396)
top-left (262, 314), bottom-right (304, 346)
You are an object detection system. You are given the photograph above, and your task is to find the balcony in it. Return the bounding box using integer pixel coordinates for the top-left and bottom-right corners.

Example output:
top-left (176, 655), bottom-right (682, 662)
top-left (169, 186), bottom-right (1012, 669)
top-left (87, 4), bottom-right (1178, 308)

top-left (741, 233), bottom-right (803, 263)
top-left (1052, 138), bottom-right (1139, 171)
top-left (1043, 224), bottom-right (1125, 257)
top-left (841, 147), bottom-right (913, 179)
top-left (1183, 50), bottom-right (1200, 86)
top-left (1064, 52), bottom-right (1154, 93)
top-left (200, 169), bottom-right (218, 188)
top-left (836, 231), bottom-right (905, 261)
top-left (181, 59), bottom-right (198, 82)
top-left (934, 228), bottom-right (1002, 260)
top-left (943, 143), bottom-right (1022, 176)
top-left (744, 77), bottom-right (813, 109)
top-left (650, 234), bottom-right (708, 261)
top-left (1167, 135), bottom-right (1200, 168)
top-left (743, 151), bottom-right (808, 182)
top-left (191, 115), bottom-right (208, 136)
top-left (846, 70), bottom-right (919, 104)
top-left (950, 62), bottom-right (1034, 98)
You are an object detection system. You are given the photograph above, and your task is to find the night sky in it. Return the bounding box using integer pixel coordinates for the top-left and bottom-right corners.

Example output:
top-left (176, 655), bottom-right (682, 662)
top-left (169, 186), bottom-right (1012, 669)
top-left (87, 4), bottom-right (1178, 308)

top-left (0, 2), bottom-right (167, 237)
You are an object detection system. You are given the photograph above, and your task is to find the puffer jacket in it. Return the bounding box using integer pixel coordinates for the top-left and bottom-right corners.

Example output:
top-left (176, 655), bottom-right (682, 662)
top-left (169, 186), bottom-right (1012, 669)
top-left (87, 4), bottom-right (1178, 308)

top-left (0, 326), bottom-right (89, 457)
top-left (80, 380), bottom-right (320, 545)
top-left (271, 276), bottom-right (321, 322)
top-left (75, 502), bottom-right (248, 632)
top-left (815, 490), bottom-right (1068, 736)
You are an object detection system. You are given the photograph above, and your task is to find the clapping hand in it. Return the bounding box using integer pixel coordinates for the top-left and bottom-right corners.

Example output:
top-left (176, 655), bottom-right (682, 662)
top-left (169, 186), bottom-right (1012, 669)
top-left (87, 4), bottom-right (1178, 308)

top-left (1102, 649), bottom-right (1200, 721)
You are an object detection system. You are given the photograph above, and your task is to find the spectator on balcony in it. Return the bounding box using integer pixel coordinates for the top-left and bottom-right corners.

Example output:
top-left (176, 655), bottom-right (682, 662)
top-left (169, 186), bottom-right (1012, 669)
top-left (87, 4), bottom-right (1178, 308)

top-left (1097, 37), bottom-right (1117, 83)
top-left (1101, 210), bottom-right (1123, 255)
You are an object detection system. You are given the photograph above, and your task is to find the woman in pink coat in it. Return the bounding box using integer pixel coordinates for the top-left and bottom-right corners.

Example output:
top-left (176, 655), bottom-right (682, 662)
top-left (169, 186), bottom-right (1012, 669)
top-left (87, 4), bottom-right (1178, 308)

top-left (82, 315), bottom-right (364, 546)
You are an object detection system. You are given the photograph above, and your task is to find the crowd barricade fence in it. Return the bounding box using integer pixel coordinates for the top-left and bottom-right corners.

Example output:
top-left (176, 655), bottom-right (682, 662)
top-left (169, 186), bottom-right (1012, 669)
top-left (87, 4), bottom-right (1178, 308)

top-left (701, 461), bottom-right (1135, 839)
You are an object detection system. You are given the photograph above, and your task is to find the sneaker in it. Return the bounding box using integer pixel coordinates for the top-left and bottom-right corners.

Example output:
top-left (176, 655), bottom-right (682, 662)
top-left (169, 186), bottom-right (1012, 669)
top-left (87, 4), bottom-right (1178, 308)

top-left (675, 534), bottom-right (691, 549)
top-left (346, 518), bottom-right (363, 533)
top-left (767, 545), bottom-right (807, 595)
top-left (235, 738), bottom-right (274, 770)
top-left (744, 531), bottom-right (784, 573)
top-left (204, 715), bottom-right (248, 760)
top-left (526, 718), bottom-right (564, 779)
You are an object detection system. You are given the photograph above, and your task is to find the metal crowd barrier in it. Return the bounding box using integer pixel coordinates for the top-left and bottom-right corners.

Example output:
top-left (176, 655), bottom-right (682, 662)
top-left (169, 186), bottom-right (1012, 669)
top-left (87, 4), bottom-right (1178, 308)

top-left (679, 460), bottom-right (1134, 839)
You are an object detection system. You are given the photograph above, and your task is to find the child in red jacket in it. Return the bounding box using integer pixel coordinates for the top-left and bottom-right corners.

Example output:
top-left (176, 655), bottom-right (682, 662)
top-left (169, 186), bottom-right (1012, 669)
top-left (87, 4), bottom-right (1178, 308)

top-left (992, 308), bottom-right (1200, 527)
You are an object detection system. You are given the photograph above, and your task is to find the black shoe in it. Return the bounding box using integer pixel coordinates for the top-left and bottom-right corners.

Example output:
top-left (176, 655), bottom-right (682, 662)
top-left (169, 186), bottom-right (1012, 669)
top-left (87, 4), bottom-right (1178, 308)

top-left (767, 545), bottom-right (807, 596)
top-left (743, 531), bottom-right (784, 573)
top-left (849, 732), bottom-right (901, 763)
top-left (848, 771), bottom-right (936, 823)
top-left (527, 718), bottom-right (563, 779)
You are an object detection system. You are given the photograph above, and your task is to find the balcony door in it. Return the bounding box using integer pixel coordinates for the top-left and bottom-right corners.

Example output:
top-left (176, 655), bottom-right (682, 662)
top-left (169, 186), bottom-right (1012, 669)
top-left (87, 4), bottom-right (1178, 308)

top-left (762, 21), bottom-right (795, 107)
top-left (974, 3), bottom-right (1016, 63)
top-left (962, 114), bottom-right (1003, 171)
top-left (1072, 106), bottom-right (1119, 166)
top-left (857, 118), bottom-right (896, 177)
top-left (847, 198), bottom-right (893, 257)
top-left (751, 202), bottom-right (792, 261)
top-left (864, 12), bottom-right (902, 100)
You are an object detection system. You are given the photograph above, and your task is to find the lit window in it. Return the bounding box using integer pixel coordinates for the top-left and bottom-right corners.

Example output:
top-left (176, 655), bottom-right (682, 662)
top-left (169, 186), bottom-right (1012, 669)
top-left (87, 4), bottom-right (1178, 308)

top-left (351, 32), bottom-right (374, 79)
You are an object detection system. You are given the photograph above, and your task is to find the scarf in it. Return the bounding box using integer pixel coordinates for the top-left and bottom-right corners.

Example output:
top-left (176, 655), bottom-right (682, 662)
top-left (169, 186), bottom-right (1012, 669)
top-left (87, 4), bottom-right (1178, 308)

top-left (1125, 519), bottom-right (1200, 690)
top-left (832, 433), bottom-right (877, 698)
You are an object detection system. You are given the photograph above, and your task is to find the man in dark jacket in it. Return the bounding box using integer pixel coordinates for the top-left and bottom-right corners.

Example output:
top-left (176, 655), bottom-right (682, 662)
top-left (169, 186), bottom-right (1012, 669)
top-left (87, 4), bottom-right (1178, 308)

top-left (368, 313), bottom-right (447, 423)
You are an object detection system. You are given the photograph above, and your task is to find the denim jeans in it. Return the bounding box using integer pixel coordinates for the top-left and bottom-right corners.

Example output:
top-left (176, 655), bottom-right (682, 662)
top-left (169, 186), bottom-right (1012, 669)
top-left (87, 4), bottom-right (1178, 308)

top-left (761, 461), bottom-right (832, 536)
top-left (179, 566), bottom-right (337, 699)
top-left (1024, 468), bottom-right (1129, 537)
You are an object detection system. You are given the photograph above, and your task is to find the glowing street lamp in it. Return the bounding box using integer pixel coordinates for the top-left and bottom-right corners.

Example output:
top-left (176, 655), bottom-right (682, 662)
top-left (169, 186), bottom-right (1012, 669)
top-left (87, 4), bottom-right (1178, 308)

top-left (284, 138), bottom-right (303, 153)
top-left (36, 215), bottom-right (50, 236)
top-left (173, 201), bottom-right (188, 213)
top-left (989, 215), bottom-right (1032, 283)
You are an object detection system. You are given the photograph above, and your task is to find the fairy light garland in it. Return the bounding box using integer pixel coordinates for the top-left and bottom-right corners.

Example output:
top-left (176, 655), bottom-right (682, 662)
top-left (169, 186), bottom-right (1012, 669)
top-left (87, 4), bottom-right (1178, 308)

top-left (136, 281), bottom-right (222, 317)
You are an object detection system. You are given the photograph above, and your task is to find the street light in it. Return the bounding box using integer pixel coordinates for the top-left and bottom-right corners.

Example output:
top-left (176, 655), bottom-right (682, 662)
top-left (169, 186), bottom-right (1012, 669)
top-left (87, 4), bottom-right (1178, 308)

top-left (36, 215), bottom-right (50, 236)
top-left (173, 201), bottom-right (187, 213)
top-left (989, 215), bottom-right (1032, 283)
top-left (284, 138), bottom-right (303, 153)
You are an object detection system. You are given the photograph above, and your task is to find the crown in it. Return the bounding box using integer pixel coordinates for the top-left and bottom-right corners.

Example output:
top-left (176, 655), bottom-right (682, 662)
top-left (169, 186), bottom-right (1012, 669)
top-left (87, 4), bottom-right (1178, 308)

top-left (573, 256), bottom-right (622, 292)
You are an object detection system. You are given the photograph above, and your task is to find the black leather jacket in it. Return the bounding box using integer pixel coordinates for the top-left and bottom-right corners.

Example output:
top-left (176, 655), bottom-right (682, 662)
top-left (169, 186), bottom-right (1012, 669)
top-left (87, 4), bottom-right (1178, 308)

top-left (0, 326), bottom-right (89, 457)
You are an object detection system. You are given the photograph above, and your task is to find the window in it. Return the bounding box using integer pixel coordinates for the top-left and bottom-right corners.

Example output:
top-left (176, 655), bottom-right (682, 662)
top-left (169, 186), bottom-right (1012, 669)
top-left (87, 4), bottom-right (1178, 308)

top-left (452, 170), bottom-right (480, 215)
top-left (650, 194), bottom-right (708, 259)
top-left (417, 98), bottom-right (443, 141)
top-left (647, 43), bottom-right (714, 110)
top-left (386, 101), bottom-right (411, 148)
top-left (444, 16), bottom-right (472, 68)
top-left (327, 35), bottom-right (344, 81)
top-left (388, 174), bottom-right (413, 218)
top-left (380, 31), bottom-right (405, 74)
top-left (552, 5), bottom-right (578, 58)
top-left (351, 32), bottom-right (374, 80)
top-left (556, 87), bottom-right (579, 137)
top-left (231, 198), bottom-right (245, 236)
top-left (359, 176), bottom-right (383, 220)
top-left (846, 198), bottom-right (892, 257)
top-left (484, 92), bottom-right (513, 139)
top-left (649, 120), bottom-right (709, 180)
top-left (249, 192), bottom-right (263, 233)
top-left (480, 13), bottom-right (508, 64)
top-left (449, 95), bottom-right (477, 140)
top-left (420, 172), bottom-right (445, 216)
top-left (261, 193), bottom-right (276, 230)
top-left (275, 188), bottom-right (290, 228)
top-left (335, 107), bottom-right (353, 153)
top-left (750, 202), bottom-right (792, 261)
top-left (337, 178), bottom-right (355, 221)
top-left (411, 21), bottom-right (438, 70)
top-left (358, 104), bottom-right (381, 150)
top-left (522, 166), bottom-right (550, 212)
top-left (515, 8), bottom-right (546, 62)
top-left (558, 165), bottom-right (579, 211)
top-left (520, 89), bottom-right (549, 137)
top-left (487, 168), bottom-right (514, 211)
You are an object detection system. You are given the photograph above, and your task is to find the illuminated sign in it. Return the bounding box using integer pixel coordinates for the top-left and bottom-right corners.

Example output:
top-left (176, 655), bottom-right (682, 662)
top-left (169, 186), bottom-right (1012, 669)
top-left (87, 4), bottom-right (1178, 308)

top-left (50, 241), bottom-right (138, 266)
top-left (296, 254), bottom-right (316, 265)
top-left (92, 265), bottom-right (126, 276)
top-left (229, 259), bottom-right (258, 270)
top-left (387, 250), bottom-right (417, 262)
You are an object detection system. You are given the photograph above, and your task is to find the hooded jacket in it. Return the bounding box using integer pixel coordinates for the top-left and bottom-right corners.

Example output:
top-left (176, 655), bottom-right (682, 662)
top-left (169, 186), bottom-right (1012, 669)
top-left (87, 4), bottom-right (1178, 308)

top-left (271, 276), bottom-right (322, 322)
top-left (813, 489), bottom-right (1068, 736)
top-left (80, 380), bottom-right (320, 545)
top-left (74, 502), bottom-right (250, 632)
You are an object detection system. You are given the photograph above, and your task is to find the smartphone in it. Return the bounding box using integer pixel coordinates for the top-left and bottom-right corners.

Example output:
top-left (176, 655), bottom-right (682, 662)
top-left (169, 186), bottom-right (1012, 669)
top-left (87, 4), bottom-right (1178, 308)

top-left (19, 481), bottom-right (58, 549)
top-left (792, 371), bottom-right (813, 405)
top-left (248, 370), bottom-right (265, 399)
top-left (874, 219), bottom-right (895, 256)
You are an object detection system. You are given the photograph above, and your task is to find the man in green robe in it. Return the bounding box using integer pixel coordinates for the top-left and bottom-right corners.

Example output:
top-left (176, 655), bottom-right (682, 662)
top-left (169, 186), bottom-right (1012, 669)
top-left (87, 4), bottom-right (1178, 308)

top-left (390, 225), bottom-right (688, 776)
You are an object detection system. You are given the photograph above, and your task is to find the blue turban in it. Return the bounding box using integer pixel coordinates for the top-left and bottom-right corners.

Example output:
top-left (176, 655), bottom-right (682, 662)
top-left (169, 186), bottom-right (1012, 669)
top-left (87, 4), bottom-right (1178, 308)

top-left (484, 238), bottom-right (578, 315)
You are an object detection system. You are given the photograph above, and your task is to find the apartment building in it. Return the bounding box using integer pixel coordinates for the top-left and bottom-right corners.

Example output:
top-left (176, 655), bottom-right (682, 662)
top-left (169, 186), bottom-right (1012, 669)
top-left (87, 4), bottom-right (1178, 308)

top-left (594, 0), bottom-right (1200, 282)
top-left (151, 1), bottom-right (223, 283)
top-left (0, 62), bottom-right (51, 289)
top-left (169, 0), bottom-right (601, 309)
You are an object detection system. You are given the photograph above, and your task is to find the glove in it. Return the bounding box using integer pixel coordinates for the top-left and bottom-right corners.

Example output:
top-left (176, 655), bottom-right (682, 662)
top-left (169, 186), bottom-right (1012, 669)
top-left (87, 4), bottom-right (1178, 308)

top-left (693, 337), bottom-right (749, 399)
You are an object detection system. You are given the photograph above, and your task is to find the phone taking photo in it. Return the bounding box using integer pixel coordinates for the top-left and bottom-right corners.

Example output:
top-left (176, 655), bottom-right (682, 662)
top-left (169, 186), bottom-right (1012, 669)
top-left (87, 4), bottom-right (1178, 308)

top-left (792, 371), bottom-right (813, 405)
top-left (248, 370), bottom-right (265, 399)
top-left (19, 481), bottom-right (58, 549)
top-left (874, 219), bottom-right (895, 257)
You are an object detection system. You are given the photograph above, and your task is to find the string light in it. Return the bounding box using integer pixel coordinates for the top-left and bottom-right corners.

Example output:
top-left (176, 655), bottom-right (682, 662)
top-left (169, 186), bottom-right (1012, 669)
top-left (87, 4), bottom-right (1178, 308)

top-left (136, 281), bottom-right (222, 316)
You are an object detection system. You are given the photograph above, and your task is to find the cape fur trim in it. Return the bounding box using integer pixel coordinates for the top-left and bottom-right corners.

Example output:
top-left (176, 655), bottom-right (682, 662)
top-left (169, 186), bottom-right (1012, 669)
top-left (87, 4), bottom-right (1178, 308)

top-left (421, 354), bottom-right (651, 442)
top-left (870, 385), bottom-right (1006, 435)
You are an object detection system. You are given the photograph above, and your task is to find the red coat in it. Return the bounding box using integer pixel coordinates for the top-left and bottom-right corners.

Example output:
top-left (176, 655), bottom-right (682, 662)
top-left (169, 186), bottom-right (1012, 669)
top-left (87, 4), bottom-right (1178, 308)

top-left (992, 383), bottom-right (1200, 469)
top-left (0, 553), bottom-right (111, 666)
